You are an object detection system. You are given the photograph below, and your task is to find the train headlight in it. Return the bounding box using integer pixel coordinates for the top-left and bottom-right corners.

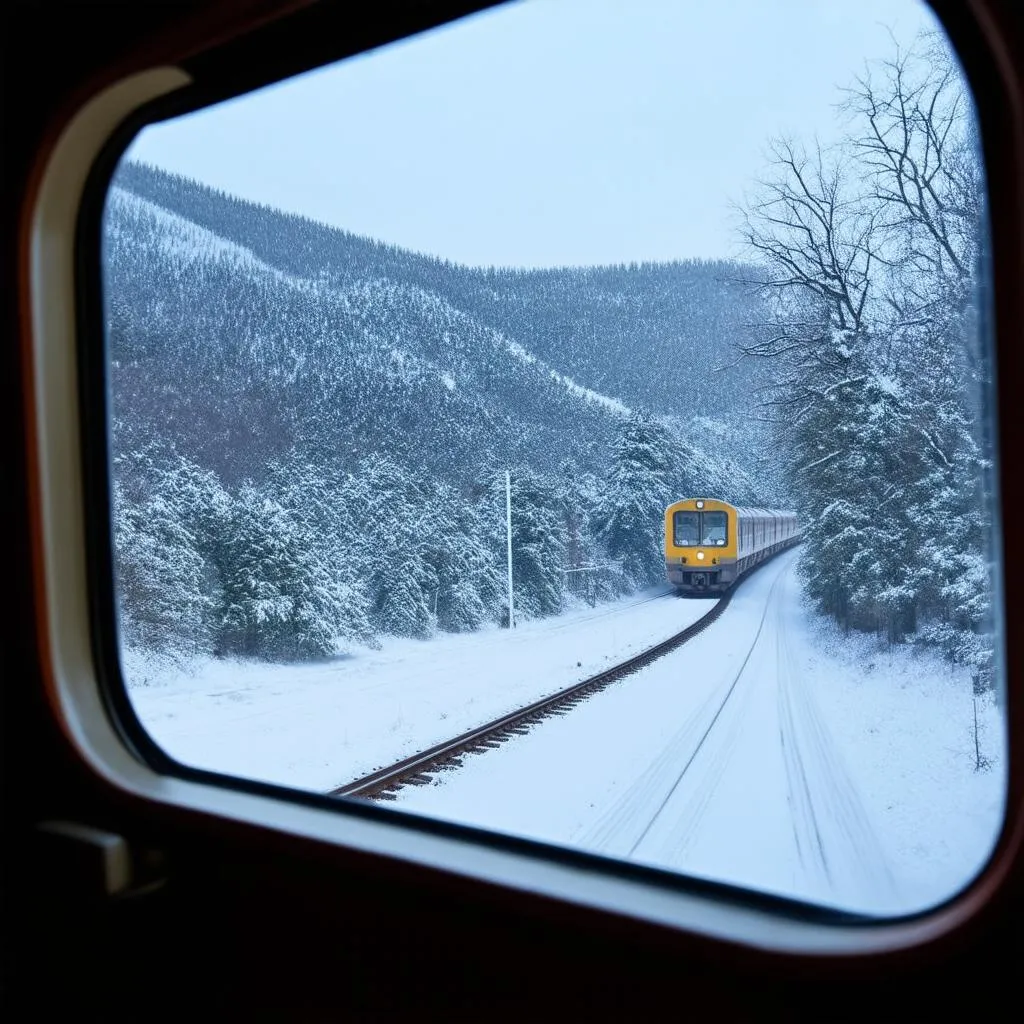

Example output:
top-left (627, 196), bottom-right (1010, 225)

top-left (696, 500), bottom-right (704, 508)
top-left (696, 551), bottom-right (705, 560)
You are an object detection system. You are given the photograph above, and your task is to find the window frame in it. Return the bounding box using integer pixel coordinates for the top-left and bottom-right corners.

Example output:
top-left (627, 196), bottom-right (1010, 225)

top-left (700, 511), bottom-right (728, 546)
top-left (20, 0), bottom-right (1024, 963)
top-left (673, 510), bottom-right (701, 547)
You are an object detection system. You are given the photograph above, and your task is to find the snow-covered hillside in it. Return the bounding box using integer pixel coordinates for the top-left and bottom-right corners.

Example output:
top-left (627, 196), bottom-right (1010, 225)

top-left (104, 162), bottom-right (772, 663)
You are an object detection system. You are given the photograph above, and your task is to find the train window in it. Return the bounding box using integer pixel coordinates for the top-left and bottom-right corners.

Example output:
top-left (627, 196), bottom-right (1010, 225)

top-left (674, 512), bottom-right (701, 546)
top-left (701, 512), bottom-right (727, 546)
top-left (85, 0), bottom-right (1007, 925)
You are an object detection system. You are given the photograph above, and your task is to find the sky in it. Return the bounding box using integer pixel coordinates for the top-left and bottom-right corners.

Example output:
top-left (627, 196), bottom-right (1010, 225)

top-left (124, 0), bottom-right (946, 269)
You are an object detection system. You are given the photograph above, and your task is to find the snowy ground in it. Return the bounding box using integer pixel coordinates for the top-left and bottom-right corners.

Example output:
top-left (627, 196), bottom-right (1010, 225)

top-left (126, 556), bottom-right (1006, 917)
top-left (390, 553), bottom-right (1006, 916)
top-left (127, 586), bottom-right (715, 790)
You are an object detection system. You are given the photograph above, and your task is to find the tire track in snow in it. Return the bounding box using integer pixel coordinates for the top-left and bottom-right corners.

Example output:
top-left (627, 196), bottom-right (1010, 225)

top-left (650, 662), bottom-right (759, 862)
top-left (637, 565), bottom-right (792, 863)
top-left (776, 613), bottom-right (831, 890)
top-left (774, 568), bottom-right (897, 907)
top-left (575, 668), bottom-right (742, 857)
top-left (576, 559), bottom-right (790, 859)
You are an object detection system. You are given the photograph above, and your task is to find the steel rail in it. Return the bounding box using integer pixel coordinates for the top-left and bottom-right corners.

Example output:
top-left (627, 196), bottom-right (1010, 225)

top-left (329, 538), bottom-right (799, 802)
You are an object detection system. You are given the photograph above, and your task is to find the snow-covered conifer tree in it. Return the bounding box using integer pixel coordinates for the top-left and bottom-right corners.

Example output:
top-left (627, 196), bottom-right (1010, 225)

top-left (594, 412), bottom-right (674, 587)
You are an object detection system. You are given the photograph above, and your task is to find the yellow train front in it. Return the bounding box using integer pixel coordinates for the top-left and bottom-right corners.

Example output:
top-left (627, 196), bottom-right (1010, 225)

top-left (664, 498), bottom-right (799, 594)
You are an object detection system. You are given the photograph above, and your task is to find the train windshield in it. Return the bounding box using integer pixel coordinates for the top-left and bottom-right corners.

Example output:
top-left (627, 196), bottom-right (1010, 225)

top-left (673, 510), bottom-right (727, 546)
top-left (702, 511), bottom-right (728, 545)
top-left (673, 511), bottom-right (700, 546)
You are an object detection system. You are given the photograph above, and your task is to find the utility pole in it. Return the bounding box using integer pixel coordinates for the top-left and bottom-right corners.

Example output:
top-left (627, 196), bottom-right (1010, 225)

top-left (506, 470), bottom-right (514, 628)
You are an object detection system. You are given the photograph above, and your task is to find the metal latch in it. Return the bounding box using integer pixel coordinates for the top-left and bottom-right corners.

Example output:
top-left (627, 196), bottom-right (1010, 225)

top-left (34, 821), bottom-right (166, 899)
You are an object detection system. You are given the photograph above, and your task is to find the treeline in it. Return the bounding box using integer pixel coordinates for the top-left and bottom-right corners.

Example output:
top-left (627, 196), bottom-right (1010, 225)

top-left (114, 412), bottom-right (748, 671)
top-left (739, 34), bottom-right (996, 686)
top-left (103, 161), bottom-right (776, 676)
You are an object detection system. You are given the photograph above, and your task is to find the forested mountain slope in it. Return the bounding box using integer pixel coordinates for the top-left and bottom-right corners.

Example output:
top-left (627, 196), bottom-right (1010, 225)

top-left (107, 161), bottom-right (769, 481)
top-left (103, 162), bottom-right (778, 664)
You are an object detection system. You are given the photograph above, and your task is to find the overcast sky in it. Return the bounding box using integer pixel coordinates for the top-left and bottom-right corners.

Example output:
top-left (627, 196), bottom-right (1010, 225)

top-left (124, 0), bottom-right (946, 269)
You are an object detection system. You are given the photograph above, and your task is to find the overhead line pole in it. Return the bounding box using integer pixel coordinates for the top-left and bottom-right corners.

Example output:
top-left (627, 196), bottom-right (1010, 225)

top-left (506, 470), bottom-right (514, 629)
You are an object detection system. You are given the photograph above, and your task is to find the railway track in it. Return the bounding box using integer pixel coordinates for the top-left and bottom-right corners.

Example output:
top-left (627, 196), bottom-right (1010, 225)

top-left (329, 590), bottom-right (734, 802)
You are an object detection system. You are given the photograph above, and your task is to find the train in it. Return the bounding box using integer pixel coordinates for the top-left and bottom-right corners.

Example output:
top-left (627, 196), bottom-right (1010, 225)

top-left (664, 498), bottom-right (800, 594)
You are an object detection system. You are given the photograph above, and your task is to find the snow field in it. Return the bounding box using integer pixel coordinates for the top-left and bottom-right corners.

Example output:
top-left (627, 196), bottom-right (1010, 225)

top-left (127, 586), bottom-right (715, 791)
top-left (391, 554), bottom-right (1005, 916)
top-left (126, 552), bottom-right (1005, 917)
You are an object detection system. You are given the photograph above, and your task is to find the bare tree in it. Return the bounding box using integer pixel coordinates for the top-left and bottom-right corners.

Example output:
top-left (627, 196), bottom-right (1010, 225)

top-left (843, 34), bottom-right (983, 331)
top-left (737, 31), bottom-right (986, 438)
top-left (843, 34), bottom-right (991, 482)
top-left (739, 137), bottom-right (878, 330)
top-left (735, 136), bottom-right (883, 432)
top-left (735, 32), bottom-right (993, 664)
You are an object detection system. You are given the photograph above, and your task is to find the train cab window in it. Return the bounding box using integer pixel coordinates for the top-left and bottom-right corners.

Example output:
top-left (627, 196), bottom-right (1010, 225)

top-left (701, 512), bottom-right (727, 546)
top-left (674, 511), bottom-right (701, 546)
top-left (36, 0), bottom-right (1009, 944)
